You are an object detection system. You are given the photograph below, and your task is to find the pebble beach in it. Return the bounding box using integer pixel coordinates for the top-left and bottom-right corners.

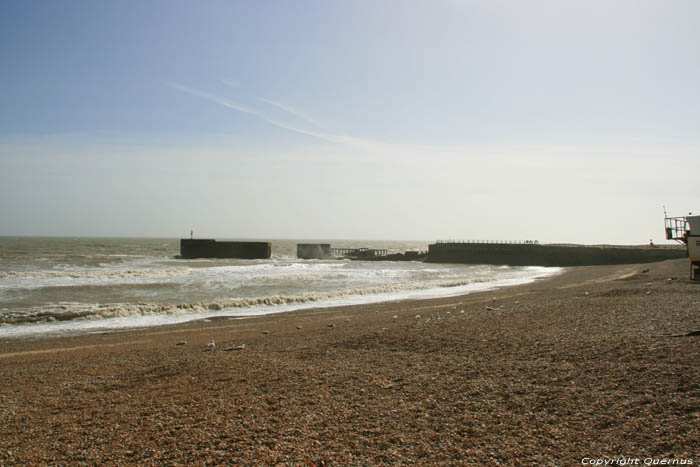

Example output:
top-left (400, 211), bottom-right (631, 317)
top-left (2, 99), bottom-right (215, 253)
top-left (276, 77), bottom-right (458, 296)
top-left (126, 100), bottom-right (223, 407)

top-left (1, 259), bottom-right (698, 465)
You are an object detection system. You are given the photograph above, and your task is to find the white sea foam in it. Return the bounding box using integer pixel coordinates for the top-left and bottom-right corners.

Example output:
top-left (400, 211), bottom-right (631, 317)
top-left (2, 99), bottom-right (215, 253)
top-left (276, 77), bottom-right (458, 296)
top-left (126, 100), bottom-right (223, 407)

top-left (0, 268), bottom-right (193, 290)
top-left (0, 237), bottom-right (562, 338)
top-left (0, 268), bottom-right (192, 280)
top-left (0, 266), bottom-right (561, 338)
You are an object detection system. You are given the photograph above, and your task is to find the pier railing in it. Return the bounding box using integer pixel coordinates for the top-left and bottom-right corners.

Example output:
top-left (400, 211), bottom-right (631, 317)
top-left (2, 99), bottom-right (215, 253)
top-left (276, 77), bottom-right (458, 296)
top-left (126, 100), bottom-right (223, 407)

top-left (330, 248), bottom-right (389, 257)
top-left (435, 240), bottom-right (539, 245)
top-left (664, 216), bottom-right (689, 244)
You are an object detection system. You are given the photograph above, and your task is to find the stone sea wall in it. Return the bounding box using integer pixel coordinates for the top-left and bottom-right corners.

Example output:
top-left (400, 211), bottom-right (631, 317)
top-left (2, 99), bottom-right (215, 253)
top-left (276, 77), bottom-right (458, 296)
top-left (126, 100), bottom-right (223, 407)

top-left (427, 243), bottom-right (686, 267)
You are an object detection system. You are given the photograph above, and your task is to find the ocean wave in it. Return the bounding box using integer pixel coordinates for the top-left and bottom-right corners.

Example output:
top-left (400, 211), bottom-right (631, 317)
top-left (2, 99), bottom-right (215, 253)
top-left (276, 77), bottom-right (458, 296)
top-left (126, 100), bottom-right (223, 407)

top-left (0, 276), bottom-right (504, 325)
top-left (0, 268), bottom-right (192, 281)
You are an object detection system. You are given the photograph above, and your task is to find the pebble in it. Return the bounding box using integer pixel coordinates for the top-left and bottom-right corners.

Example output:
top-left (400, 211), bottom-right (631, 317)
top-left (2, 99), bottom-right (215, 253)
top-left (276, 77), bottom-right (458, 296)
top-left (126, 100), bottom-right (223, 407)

top-left (296, 325), bottom-right (303, 329)
top-left (327, 323), bottom-right (336, 328)
top-left (392, 315), bottom-right (398, 320)
top-left (262, 330), bottom-right (270, 335)
top-left (176, 340), bottom-right (187, 346)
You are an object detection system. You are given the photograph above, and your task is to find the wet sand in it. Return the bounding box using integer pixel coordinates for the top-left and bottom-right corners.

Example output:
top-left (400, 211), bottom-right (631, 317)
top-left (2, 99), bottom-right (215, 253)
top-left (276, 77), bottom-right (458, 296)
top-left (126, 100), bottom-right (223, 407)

top-left (1, 259), bottom-right (698, 465)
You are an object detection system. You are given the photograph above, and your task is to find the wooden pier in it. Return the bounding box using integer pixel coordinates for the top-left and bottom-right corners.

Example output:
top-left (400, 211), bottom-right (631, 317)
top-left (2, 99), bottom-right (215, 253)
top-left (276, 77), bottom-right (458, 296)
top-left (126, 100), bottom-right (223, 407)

top-left (330, 247), bottom-right (388, 258)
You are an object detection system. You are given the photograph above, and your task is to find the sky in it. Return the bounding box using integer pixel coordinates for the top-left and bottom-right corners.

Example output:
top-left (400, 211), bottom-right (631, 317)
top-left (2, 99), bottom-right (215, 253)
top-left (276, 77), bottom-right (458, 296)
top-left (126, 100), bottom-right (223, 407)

top-left (1, 0), bottom-right (698, 243)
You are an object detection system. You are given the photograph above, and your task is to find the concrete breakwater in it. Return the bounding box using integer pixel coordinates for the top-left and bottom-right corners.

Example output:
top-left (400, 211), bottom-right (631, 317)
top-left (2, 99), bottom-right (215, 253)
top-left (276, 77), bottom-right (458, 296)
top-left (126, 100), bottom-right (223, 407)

top-left (180, 239), bottom-right (271, 259)
top-left (179, 239), bottom-right (684, 266)
top-left (426, 241), bottom-right (686, 267)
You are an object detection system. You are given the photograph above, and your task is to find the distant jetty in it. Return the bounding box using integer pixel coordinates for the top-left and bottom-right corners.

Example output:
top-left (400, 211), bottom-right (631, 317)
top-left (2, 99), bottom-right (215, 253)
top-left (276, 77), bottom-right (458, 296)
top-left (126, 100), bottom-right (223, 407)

top-left (296, 243), bottom-right (425, 261)
top-left (426, 241), bottom-right (686, 267)
top-left (180, 239), bottom-right (271, 259)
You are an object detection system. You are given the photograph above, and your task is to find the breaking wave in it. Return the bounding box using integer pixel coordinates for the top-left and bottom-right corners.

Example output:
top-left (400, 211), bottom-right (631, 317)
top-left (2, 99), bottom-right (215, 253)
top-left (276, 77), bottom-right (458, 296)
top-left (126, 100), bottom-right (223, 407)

top-left (0, 268), bottom-right (192, 280)
top-left (0, 276), bottom-right (502, 325)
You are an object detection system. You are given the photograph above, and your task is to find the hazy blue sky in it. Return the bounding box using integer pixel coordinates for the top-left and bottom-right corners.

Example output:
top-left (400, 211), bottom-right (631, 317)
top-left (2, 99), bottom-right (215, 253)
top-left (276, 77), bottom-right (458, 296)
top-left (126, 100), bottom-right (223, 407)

top-left (1, 0), bottom-right (698, 243)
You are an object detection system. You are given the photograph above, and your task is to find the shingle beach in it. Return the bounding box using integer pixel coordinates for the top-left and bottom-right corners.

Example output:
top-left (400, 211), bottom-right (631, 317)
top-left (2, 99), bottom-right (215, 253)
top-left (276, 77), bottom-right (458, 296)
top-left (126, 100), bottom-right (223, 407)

top-left (1, 259), bottom-right (698, 465)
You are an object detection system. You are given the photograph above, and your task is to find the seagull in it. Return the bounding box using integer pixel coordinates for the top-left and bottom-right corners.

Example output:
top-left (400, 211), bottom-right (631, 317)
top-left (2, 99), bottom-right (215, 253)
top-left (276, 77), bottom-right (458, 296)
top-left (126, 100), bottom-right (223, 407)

top-left (204, 341), bottom-right (216, 351)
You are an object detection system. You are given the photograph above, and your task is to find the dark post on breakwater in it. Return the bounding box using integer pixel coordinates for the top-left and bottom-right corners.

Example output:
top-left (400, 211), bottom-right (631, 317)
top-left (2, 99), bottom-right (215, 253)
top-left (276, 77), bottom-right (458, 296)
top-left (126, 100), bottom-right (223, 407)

top-left (180, 239), bottom-right (271, 259)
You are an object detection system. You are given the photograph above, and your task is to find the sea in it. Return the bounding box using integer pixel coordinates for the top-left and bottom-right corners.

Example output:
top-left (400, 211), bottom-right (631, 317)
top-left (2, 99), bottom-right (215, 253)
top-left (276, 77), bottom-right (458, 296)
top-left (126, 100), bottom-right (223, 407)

top-left (0, 237), bottom-right (561, 338)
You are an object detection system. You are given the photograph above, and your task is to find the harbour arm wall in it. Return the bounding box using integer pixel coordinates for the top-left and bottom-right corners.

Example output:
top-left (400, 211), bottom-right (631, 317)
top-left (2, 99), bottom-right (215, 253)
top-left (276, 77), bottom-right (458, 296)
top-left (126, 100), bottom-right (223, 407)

top-left (426, 242), bottom-right (686, 267)
top-left (178, 239), bottom-right (685, 266)
top-left (180, 239), bottom-right (271, 259)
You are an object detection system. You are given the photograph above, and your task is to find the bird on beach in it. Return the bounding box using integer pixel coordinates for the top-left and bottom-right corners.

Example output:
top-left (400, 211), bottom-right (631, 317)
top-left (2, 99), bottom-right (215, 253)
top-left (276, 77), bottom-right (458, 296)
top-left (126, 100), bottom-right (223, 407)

top-left (204, 341), bottom-right (216, 351)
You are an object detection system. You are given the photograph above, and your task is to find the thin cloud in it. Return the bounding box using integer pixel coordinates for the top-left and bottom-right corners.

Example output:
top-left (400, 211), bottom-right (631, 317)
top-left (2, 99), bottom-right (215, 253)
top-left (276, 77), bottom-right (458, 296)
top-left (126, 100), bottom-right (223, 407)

top-left (166, 82), bottom-right (261, 117)
top-left (222, 79), bottom-right (326, 130)
top-left (259, 97), bottom-right (325, 129)
top-left (167, 81), bottom-right (386, 150)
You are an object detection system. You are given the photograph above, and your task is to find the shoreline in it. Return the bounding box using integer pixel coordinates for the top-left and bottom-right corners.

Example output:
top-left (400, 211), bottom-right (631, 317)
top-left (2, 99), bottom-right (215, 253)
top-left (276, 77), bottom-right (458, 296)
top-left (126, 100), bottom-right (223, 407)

top-left (0, 264), bottom-right (561, 340)
top-left (1, 259), bottom-right (698, 464)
